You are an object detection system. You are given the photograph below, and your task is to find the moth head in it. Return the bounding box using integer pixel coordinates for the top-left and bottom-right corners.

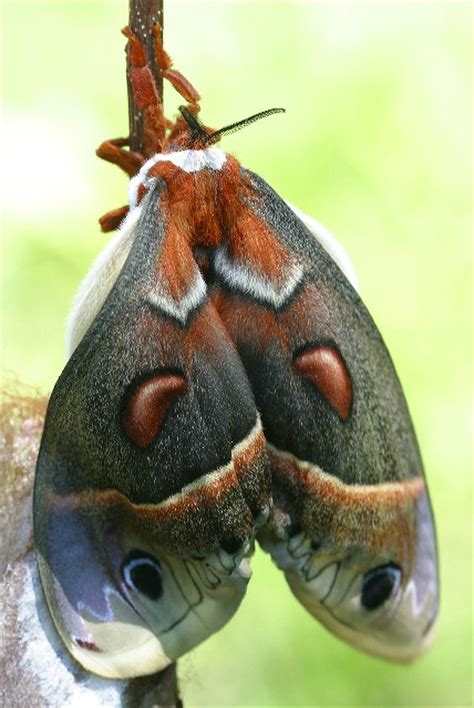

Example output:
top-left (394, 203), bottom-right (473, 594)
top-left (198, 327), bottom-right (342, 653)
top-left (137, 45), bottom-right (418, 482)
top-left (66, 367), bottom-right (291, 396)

top-left (177, 105), bottom-right (286, 149)
top-left (261, 490), bottom-right (438, 662)
top-left (35, 499), bottom-right (251, 679)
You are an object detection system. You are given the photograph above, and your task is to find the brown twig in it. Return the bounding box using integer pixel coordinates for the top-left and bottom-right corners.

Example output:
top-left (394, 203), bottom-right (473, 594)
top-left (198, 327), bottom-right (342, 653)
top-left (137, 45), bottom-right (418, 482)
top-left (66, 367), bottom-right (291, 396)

top-left (126, 2), bottom-right (183, 705)
top-left (127, 0), bottom-right (164, 153)
top-left (125, 664), bottom-right (182, 708)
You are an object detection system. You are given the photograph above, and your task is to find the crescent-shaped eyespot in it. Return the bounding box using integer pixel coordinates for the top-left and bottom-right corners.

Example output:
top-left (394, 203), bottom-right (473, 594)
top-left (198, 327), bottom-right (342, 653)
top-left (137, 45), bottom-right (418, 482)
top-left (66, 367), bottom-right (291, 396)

top-left (293, 345), bottom-right (352, 421)
top-left (122, 550), bottom-right (164, 600)
top-left (122, 372), bottom-right (187, 447)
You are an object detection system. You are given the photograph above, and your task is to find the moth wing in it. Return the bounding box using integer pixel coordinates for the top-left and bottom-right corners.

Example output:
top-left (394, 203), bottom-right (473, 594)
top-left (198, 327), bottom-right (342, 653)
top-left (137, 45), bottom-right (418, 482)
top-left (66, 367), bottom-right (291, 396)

top-left (285, 200), bottom-right (359, 291)
top-left (65, 205), bottom-right (143, 356)
top-left (34, 182), bottom-right (269, 678)
top-left (211, 169), bottom-right (438, 661)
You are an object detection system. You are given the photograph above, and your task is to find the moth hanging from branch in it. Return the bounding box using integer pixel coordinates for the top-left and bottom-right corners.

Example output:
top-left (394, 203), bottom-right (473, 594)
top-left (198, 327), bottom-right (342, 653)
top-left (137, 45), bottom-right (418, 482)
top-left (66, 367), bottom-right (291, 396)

top-left (34, 25), bottom-right (438, 679)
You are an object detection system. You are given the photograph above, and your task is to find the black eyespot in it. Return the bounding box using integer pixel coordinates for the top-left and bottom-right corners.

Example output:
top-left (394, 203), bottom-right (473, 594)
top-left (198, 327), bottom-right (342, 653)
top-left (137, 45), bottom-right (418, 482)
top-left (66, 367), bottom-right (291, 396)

top-left (361, 563), bottom-right (401, 610)
top-left (122, 550), bottom-right (163, 600)
top-left (221, 536), bottom-right (244, 555)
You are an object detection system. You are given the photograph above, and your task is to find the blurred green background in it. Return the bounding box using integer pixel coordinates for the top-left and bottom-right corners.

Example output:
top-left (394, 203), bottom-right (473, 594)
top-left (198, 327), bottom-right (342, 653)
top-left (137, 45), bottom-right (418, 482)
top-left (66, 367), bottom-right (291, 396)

top-left (1, 1), bottom-right (472, 706)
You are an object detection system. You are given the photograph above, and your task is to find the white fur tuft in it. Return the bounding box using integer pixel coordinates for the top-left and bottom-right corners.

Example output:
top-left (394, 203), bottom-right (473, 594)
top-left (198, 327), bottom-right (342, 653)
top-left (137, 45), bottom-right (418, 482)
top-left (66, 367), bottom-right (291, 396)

top-left (128, 148), bottom-right (227, 209)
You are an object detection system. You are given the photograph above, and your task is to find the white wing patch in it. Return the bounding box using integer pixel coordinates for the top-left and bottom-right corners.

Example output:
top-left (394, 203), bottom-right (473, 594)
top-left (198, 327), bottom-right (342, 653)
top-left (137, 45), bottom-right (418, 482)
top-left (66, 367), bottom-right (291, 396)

top-left (147, 271), bottom-right (207, 325)
top-left (214, 248), bottom-right (304, 308)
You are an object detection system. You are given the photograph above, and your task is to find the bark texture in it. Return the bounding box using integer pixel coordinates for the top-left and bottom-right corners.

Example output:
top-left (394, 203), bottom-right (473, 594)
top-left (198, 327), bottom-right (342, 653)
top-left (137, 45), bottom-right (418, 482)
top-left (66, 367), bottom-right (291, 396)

top-left (128, 0), bottom-right (164, 153)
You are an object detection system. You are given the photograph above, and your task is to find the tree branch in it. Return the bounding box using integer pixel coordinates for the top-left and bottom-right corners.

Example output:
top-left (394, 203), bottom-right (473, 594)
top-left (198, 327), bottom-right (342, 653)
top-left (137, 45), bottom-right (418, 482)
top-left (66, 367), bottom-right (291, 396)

top-left (127, 0), bottom-right (164, 153)
top-left (125, 9), bottom-right (182, 702)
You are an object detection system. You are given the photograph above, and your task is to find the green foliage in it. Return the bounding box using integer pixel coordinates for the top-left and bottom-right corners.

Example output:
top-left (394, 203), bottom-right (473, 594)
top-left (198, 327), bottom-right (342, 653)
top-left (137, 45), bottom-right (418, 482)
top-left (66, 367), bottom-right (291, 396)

top-left (2, 2), bottom-right (471, 705)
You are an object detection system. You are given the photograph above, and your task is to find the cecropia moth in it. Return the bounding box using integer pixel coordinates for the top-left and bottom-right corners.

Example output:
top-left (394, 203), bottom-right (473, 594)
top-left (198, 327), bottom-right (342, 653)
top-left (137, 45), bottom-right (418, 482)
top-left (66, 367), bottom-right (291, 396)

top-left (34, 26), bottom-right (439, 679)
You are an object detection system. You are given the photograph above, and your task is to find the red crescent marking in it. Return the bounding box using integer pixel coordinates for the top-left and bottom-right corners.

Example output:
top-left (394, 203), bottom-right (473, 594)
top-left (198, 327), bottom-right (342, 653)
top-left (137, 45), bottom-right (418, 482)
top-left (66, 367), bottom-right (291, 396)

top-left (294, 346), bottom-right (352, 421)
top-left (122, 373), bottom-right (186, 447)
top-left (75, 638), bottom-right (102, 653)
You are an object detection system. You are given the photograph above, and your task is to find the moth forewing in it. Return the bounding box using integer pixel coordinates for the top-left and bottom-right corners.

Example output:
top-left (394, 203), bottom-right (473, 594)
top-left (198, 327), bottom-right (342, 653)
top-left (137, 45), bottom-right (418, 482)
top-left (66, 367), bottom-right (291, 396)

top-left (66, 205), bottom-right (144, 356)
